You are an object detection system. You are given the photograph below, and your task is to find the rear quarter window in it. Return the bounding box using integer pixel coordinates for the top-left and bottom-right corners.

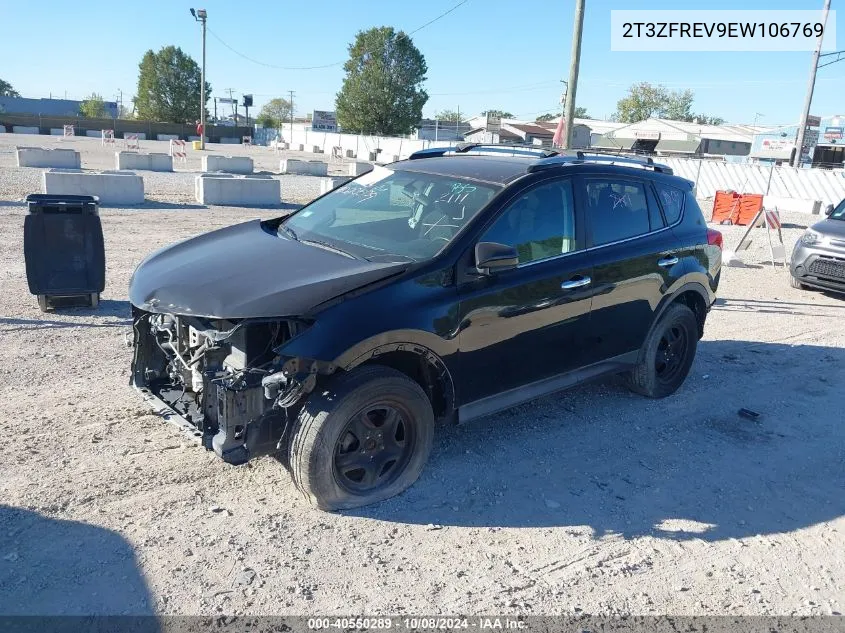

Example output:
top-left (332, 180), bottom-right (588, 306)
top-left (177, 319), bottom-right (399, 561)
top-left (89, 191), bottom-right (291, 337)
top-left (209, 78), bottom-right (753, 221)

top-left (655, 183), bottom-right (685, 225)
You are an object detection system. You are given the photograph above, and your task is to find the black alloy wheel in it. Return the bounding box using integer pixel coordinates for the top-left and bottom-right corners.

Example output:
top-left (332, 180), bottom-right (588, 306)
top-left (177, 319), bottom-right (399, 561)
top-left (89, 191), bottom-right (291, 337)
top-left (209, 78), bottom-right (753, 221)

top-left (334, 403), bottom-right (416, 494)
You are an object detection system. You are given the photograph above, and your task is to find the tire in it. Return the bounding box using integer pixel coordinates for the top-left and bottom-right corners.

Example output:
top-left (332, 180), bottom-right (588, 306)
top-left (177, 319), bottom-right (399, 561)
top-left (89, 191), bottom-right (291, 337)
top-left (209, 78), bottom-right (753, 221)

top-left (789, 275), bottom-right (806, 290)
top-left (37, 295), bottom-right (50, 312)
top-left (288, 365), bottom-right (434, 511)
top-left (625, 303), bottom-right (698, 399)
top-left (90, 293), bottom-right (100, 308)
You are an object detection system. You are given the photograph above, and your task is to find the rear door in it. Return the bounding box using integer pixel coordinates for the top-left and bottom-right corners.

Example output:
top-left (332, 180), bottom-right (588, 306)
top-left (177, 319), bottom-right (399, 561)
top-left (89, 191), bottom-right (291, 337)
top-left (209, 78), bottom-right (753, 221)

top-left (579, 172), bottom-right (685, 365)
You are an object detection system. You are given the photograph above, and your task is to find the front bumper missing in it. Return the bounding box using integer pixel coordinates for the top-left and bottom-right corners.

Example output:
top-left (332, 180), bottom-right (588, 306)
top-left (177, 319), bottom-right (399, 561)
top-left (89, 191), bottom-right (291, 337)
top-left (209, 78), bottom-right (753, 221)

top-left (128, 310), bottom-right (327, 466)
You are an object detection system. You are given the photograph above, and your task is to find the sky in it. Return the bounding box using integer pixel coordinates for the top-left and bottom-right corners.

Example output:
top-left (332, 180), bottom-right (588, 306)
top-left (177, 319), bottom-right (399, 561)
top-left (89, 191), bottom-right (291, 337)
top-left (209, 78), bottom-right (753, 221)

top-left (1, 0), bottom-right (843, 127)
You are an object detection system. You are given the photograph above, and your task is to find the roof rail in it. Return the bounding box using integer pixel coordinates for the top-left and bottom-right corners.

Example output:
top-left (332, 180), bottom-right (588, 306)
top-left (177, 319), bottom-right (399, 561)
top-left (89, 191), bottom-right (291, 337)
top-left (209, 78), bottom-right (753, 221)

top-left (407, 143), bottom-right (560, 160)
top-left (527, 151), bottom-right (674, 175)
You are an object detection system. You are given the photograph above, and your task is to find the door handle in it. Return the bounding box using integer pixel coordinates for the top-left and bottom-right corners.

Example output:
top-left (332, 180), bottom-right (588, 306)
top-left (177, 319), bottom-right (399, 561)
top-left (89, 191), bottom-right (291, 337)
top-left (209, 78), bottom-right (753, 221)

top-left (658, 256), bottom-right (679, 268)
top-left (561, 276), bottom-right (591, 290)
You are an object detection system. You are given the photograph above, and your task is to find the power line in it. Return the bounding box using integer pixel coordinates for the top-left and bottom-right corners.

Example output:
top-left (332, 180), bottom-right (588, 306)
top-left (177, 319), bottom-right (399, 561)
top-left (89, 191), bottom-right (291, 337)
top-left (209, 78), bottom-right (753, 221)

top-left (429, 80), bottom-right (559, 96)
top-left (408, 0), bottom-right (470, 35)
top-left (206, 28), bottom-right (343, 70)
top-left (205, 0), bottom-right (470, 71)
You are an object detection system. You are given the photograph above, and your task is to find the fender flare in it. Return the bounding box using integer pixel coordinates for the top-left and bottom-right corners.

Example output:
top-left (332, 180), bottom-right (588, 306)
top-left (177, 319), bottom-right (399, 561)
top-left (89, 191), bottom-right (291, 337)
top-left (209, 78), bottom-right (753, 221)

top-left (339, 340), bottom-right (457, 417)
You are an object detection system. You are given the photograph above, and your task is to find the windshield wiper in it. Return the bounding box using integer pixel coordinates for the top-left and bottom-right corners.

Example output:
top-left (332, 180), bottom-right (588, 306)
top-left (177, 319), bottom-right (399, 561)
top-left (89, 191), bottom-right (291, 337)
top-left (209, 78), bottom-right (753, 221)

top-left (300, 238), bottom-right (357, 259)
top-left (278, 225), bottom-right (298, 241)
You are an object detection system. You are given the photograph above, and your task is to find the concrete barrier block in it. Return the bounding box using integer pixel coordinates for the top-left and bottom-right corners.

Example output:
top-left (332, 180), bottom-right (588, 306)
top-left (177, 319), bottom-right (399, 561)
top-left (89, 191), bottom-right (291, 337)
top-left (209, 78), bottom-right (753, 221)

top-left (16, 147), bottom-right (81, 168)
top-left (194, 173), bottom-right (234, 201)
top-left (280, 159), bottom-right (328, 176)
top-left (157, 134), bottom-right (179, 141)
top-left (345, 149), bottom-right (356, 158)
top-left (311, 145), bottom-right (322, 153)
top-left (202, 155), bottom-right (254, 174)
top-left (188, 136), bottom-right (201, 142)
top-left (220, 137), bottom-right (240, 144)
top-left (320, 177), bottom-right (352, 195)
top-left (115, 151), bottom-right (173, 172)
top-left (196, 175), bottom-right (280, 206)
top-left (348, 161), bottom-right (374, 177)
top-left (13, 126), bottom-right (40, 134)
top-left (297, 144), bottom-right (304, 152)
top-left (85, 130), bottom-right (102, 138)
top-left (368, 152), bottom-right (378, 161)
top-left (123, 132), bottom-right (147, 140)
top-left (49, 128), bottom-right (65, 136)
top-left (43, 169), bottom-right (144, 205)
top-left (763, 195), bottom-right (821, 215)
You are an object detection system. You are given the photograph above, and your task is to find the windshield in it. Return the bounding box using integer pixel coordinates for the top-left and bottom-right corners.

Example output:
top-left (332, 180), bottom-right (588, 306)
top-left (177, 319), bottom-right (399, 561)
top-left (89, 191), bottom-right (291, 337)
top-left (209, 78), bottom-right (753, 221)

top-left (831, 199), bottom-right (845, 220)
top-left (281, 165), bottom-right (500, 262)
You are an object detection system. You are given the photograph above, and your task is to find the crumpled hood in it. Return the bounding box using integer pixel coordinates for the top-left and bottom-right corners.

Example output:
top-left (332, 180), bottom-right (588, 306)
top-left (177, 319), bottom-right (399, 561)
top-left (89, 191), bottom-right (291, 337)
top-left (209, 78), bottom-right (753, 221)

top-left (129, 219), bottom-right (407, 318)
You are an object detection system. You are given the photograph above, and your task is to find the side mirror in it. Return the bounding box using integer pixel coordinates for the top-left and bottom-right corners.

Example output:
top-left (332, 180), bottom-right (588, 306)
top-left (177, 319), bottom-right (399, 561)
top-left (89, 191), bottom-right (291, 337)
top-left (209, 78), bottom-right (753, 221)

top-left (824, 204), bottom-right (835, 216)
top-left (475, 241), bottom-right (518, 275)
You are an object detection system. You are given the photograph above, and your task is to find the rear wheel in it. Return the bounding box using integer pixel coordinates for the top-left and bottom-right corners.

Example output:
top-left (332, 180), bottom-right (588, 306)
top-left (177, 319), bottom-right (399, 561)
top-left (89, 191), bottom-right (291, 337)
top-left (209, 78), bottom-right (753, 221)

top-left (626, 303), bottom-right (698, 398)
top-left (288, 365), bottom-right (434, 511)
top-left (37, 295), bottom-right (50, 312)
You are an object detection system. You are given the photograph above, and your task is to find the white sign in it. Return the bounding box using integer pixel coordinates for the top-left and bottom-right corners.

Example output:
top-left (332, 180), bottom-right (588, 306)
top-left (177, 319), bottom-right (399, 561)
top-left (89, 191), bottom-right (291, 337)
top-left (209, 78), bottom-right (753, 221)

top-left (312, 110), bottom-right (337, 132)
top-left (635, 130), bottom-right (661, 140)
top-left (217, 98), bottom-right (236, 104)
top-left (485, 113), bottom-right (501, 134)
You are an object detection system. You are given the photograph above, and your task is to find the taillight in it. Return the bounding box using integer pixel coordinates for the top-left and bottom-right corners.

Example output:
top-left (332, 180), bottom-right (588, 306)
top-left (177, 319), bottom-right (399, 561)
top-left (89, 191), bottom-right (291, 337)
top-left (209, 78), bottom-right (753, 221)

top-left (707, 228), bottom-right (723, 250)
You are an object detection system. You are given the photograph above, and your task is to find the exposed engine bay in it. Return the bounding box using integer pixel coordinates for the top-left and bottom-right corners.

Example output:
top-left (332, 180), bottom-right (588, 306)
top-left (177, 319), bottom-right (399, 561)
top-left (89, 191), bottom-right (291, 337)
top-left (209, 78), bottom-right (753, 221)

top-left (130, 308), bottom-right (331, 464)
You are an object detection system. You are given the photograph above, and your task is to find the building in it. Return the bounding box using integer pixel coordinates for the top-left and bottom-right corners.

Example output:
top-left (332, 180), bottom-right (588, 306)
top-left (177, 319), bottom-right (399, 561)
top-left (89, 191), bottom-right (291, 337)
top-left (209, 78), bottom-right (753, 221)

top-left (749, 116), bottom-right (844, 169)
top-left (0, 96), bottom-right (118, 118)
top-left (592, 118), bottom-right (768, 158)
top-left (412, 119), bottom-right (473, 141)
top-left (461, 127), bottom-right (523, 144)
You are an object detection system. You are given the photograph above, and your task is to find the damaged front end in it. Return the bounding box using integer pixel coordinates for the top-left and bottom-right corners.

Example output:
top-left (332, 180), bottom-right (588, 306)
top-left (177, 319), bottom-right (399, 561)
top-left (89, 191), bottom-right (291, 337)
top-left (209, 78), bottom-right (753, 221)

top-left (130, 307), bottom-right (334, 465)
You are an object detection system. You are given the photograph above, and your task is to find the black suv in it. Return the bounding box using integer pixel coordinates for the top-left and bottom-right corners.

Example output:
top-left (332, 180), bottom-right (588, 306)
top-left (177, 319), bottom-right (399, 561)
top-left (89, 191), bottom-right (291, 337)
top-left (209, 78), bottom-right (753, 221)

top-left (129, 144), bottom-right (722, 511)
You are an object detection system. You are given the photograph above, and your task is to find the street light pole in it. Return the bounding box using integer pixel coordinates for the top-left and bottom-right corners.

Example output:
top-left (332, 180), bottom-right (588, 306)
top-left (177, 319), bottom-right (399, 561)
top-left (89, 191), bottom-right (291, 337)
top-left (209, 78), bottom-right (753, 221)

top-left (793, 0), bottom-right (830, 168)
top-left (190, 8), bottom-right (208, 150)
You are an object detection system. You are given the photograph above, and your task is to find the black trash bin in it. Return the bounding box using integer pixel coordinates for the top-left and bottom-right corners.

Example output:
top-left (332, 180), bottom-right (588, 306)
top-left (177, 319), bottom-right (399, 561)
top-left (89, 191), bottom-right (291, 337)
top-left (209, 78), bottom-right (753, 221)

top-left (23, 194), bottom-right (105, 312)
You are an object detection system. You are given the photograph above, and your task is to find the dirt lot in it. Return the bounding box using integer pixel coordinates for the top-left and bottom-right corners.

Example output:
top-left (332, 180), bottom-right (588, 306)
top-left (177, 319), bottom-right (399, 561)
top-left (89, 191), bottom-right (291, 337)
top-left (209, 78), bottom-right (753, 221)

top-left (0, 136), bottom-right (844, 618)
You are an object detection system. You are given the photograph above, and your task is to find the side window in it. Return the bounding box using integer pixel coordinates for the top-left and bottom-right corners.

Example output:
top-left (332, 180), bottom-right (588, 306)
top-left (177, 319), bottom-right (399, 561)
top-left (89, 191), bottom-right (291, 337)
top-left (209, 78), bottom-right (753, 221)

top-left (585, 179), bottom-right (651, 246)
top-left (654, 182), bottom-right (685, 225)
top-left (481, 179), bottom-right (577, 265)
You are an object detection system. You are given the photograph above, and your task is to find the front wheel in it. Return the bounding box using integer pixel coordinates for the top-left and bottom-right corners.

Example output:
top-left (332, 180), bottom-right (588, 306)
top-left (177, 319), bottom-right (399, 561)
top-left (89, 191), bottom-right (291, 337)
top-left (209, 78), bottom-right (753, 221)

top-left (288, 365), bottom-right (434, 511)
top-left (789, 275), bottom-right (806, 290)
top-left (625, 303), bottom-right (698, 398)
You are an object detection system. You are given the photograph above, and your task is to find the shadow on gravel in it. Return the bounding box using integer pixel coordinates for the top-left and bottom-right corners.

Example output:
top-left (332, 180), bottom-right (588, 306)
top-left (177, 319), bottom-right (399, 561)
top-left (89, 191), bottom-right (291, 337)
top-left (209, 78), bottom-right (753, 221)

top-left (0, 505), bottom-right (157, 618)
top-left (714, 297), bottom-right (845, 316)
top-left (349, 340), bottom-right (845, 541)
top-left (0, 300), bottom-right (132, 331)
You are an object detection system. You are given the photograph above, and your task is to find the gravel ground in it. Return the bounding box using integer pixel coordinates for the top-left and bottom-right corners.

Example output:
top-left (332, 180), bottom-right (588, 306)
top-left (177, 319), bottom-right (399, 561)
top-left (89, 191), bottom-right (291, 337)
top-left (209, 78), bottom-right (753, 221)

top-left (1, 137), bottom-right (844, 619)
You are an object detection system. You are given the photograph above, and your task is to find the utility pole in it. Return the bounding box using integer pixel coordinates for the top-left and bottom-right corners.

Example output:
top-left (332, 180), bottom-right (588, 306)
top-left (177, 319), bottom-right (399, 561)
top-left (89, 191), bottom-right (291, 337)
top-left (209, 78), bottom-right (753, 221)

top-left (190, 8), bottom-right (208, 149)
top-left (793, 0), bottom-right (831, 168)
top-left (562, 0), bottom-right (585, 150)
top-left (456, 105), bottom-right (461, 137)
top-left (289, 90), bottom-right (295, 143)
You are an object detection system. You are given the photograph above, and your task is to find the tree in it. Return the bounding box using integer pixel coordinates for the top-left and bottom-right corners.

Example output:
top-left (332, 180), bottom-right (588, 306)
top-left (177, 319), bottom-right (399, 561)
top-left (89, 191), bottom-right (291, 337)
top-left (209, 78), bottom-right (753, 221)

top-left (435, 109), bottom-right (461, 122)
top-left (135, 46), bottom-right (211, 123)
top-left (481, 109), bottom-right (514, 119)
top-left (257, 98), bottom-right (292, 129)
top-left (614, 82), bottom-right (723, 124)
top-left (335, 27), bottom-right (428, 135)
top-left (536, 107), bottom-right (591, 122)
top-left (0, 78), bottom-right (20, 97)
top-left (80, 93), bottom-right (106, 118)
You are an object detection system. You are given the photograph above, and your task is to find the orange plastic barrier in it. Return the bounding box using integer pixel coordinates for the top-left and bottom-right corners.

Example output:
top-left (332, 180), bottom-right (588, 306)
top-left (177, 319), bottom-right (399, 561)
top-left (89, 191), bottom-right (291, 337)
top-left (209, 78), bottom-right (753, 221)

top-left (711, 190), bottom-right (741, 224)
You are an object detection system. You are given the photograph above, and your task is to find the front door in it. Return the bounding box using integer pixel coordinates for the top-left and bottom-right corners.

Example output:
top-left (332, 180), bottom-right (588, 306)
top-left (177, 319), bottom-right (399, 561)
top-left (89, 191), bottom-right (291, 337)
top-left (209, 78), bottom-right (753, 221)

top-left (456, 177), bottom-right (594, 405)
